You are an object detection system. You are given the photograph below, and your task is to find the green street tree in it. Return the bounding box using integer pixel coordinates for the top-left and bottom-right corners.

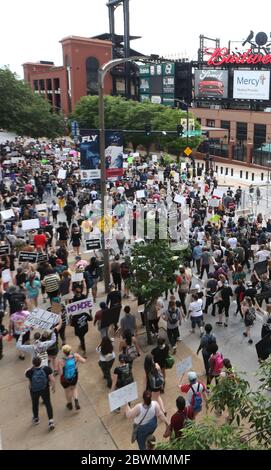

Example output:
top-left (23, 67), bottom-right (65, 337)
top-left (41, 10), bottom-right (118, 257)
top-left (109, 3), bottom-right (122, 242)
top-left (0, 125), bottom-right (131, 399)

top-left (0, 67), bottom-right (65, 138)
top-left (71, 95), bottom-right (202, 154)
top-left (125, 237), bottom-right (189, 344)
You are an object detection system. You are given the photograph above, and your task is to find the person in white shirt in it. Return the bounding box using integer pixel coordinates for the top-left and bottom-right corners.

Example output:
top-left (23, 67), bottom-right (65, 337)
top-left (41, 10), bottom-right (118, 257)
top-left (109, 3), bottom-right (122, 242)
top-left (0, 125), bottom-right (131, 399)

top-left (188, 293), bottom-right (204, 336)
top-left (227, 235), bottom-right (237, 250)
top-left (256, 246), bottom-right (271, 263)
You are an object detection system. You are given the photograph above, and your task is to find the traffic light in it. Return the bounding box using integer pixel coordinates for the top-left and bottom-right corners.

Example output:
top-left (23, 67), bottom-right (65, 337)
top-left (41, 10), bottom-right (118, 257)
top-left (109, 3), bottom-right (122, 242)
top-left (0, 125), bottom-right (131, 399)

top-left (145, 124), bottom-right (151, 136)
top-left (177, 124), bottom-right (184, 136)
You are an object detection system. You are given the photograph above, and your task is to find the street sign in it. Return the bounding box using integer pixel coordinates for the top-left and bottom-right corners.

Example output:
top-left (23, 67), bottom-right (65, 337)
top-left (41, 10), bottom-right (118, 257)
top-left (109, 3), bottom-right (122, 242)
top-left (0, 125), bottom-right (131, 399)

top-left (71, 120), bottom-right (80, 137)
top-left (184, 147), bottom-right (192, 156)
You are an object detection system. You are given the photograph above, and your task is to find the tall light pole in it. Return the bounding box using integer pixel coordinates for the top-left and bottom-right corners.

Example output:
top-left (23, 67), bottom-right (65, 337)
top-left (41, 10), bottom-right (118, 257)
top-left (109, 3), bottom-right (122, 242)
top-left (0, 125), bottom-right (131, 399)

top-left (98, 56), bottom-right (150, 292)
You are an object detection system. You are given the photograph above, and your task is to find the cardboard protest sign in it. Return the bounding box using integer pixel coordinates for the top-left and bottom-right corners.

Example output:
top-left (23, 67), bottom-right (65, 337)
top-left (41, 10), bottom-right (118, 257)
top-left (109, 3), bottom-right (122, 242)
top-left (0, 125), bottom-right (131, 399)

top-left (108, 382), bottom-right (138, 412)
top-left (174, 194), bottom-right (185, 204)
top-left (209, 199), bottom-right (220, 208)
top-left (136, 190), bottom-right (146, 199)
top-left (176, 356), bottom-right (192, 377)
top-left (22, 219), bottom-right (40, 231)
top-left (0, 209), bottom-right (15, 220)
top-left (24, 308), bottom-right (59, 330)
top-left (18, 252), bottom-right (38, 263)
top-left (66, 297), bottom-right (93, 317)
top-left (71, 272), bottom-right (84, 282)
top-left (0, 244), bottom-right (10, 256)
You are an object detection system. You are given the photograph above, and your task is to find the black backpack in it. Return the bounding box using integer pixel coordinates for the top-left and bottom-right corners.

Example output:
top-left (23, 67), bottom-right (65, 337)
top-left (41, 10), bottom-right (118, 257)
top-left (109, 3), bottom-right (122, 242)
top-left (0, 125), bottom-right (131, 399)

top-left (168, 308), bottom-right (179, 325)
top-left (31, 367), bottom-right (48, 393)
top-left (118, 364), bottom-right (133, 388)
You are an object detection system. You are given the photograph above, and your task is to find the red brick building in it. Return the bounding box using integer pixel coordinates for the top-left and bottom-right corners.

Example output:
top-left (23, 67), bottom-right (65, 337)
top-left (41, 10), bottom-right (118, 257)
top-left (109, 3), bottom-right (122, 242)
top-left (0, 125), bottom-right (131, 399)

top-left (23, 36), bottom-right (113, 115)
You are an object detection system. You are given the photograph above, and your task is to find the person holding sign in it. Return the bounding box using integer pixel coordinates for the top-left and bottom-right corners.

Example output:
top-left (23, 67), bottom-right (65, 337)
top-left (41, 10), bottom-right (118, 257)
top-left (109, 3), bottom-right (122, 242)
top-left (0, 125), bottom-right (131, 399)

top-left (125, 390), bottom-right (169, 450)
top-left (59, 345), bottom-right (86, 411)
top-left (111, 353), bottom-right (134, 412)
top-left (69, 287), bottom-right (92, 358)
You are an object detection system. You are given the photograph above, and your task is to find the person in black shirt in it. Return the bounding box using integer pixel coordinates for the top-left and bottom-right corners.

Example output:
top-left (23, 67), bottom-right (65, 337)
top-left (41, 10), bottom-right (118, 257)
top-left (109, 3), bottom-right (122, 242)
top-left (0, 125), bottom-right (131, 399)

top-left (4, 286), bottom-right (26, 314)
top-left (70, 287), bottom-right (92, 357)
top-left (151, 337), bottom-right (169, 393)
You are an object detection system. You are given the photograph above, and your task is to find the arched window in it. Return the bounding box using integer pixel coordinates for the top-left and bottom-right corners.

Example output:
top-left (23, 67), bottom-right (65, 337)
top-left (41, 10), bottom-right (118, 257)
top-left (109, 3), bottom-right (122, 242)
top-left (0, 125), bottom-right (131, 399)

top-left (86, 57), bottom-right (99, 95)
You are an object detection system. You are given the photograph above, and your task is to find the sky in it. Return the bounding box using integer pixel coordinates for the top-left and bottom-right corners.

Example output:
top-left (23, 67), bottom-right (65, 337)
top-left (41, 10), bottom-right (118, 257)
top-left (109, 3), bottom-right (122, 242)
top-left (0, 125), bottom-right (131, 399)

top-left (1, 0), bottom-right (271, 77)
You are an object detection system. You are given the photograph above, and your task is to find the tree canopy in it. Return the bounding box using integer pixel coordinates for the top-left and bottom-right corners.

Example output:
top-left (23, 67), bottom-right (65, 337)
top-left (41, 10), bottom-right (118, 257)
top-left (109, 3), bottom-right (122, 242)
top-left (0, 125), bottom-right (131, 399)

top-left (0, 67), bottom-right (66, 138)
top-left (71, 95), bottom-right (202, 154)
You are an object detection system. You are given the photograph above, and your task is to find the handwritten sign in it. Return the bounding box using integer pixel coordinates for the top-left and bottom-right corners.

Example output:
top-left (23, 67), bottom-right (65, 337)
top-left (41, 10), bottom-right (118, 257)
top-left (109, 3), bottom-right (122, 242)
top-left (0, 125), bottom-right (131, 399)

top-left (176, 356), bottom-right (192, 378)
top-left (174, 194), bottom-right (185, 204)
top-left (57, 169), bottom-right (67, 179)
top-left (0, 209), bottom-right (15, 220)
top-left (136, 190), bottom-right (146, 199)
top-left (22, 219), bottom-right (40, 231)
top-left (108, 382), bottom-right (138, 412)
top-left (71, 272), bottom-right (84, 282)
top-left (66, 297), bottom-right (93, 317)
top-left (24, 308), bottom-right (59, 330)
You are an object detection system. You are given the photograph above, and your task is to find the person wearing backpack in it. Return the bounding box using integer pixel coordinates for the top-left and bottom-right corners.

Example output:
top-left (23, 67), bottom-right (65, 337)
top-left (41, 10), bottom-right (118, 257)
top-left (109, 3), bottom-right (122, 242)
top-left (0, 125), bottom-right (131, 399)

top-left (16, 330), bottom-right (56, 366)
top-left (164, 396), bottom-right (194, 440)
top-left (179, 371), bottom-right (208, 417)
top-left (111, 353), bottom-right (134, 412)
top-left (25, 356), bottom-right (55, 430)
top-left (59, 344), bottom-right (86, 411)
top-left (151, 337), bottom-right (170, 393)
top-left (196, 324), bottom-right (217, 377)
top-left (119, 329), bottom-right (140, 370)
top-left (241, 297), bottom-right (256, 344)
top-left (70, 287), bottom-right (92, 358)
top-left (144, 355), bottom-right (166, 415)
top-left (163, 300), bottom-right (182, 354)
top-left (207, 343), bottom-right (224, 387)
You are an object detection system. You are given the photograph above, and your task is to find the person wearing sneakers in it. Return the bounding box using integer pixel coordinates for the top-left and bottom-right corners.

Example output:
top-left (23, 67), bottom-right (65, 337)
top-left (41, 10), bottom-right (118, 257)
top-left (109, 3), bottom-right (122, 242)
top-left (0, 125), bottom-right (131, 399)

top-left (188, 293), bottom-right (204, 337)
top-left (179, 371), bottom-right (208, 417)
top-left (163, 299), bottom-right (182, 354)
top-left (25, 356), bottom-right (55, 430)
top-left (70, 287), bottom-right (92, 357)
top-left (241, 297), bottom-right (256, 345)
top-left (215, 281), bottom-right (233, 328)
top-left (59, 345), bottom-right (86, 411)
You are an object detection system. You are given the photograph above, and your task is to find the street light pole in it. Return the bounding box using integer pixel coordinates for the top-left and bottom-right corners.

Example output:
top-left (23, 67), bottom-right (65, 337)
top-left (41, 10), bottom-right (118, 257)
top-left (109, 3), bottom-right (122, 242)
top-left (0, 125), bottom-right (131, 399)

top-left (98, 56), bottom-right (150, 292)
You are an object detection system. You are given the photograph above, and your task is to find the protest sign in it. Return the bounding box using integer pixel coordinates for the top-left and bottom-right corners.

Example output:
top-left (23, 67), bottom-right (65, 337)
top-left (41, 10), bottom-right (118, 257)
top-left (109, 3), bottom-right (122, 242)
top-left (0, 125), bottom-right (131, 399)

top-left (133, 152), bottom-right (140, 157)
top-left (71, 272), bottom-right (84, 282)
top-left (108, 382), bottom-right (138, 412)
top-left (36, 204), bottom-right (48, 212)
top-left (86, 239), bottom-right (101, 251)
top-left (18, 252), bottom-right (38, 263)
top-left (22, 219), bottom-right (40, 231)
top-left (0, 244), bottom-right (10, 256)
top-left (0, 209), bottom-right (15, 220)
top-left (152, 155), bottom-right (158, 163)
top-left (176, 356), bottom-right (193, 377)
top-left (174, 194), bottom-right (185, 204)
top-left (66, 297), bottom-right (93, 317)
top-left (158, 171), bottom-right (164, 182)
top-left (57, 169), bottom-right (67, 179)
top-left (2, 269), bottom-right (11, 284)
top-left (212, 189), bottom-right (224, 199)
top-left (123, 162), bottom-right (128, 169)
top-left (36, 253), bottom-right (49, 263)
top-left (24, 308), bottom-right (59, 330)
top-left (209, 199), bottom-right (220, 208)
top-left (136, 190), bottom-right (146, 199)
top-left (174, 172), bottom-right (180, 183)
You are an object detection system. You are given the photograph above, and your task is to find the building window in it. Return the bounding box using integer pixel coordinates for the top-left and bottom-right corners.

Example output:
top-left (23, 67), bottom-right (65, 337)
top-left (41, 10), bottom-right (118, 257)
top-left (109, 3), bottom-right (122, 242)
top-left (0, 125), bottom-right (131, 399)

top-left (225, 168), bottom-right (228, 175)
top-left (246, 171), bottom-right (248, 179)
top-left (261, 173), bottom-right (264, 181)
top-left (206, 119), bottom-right (215, 127)
top-left (33, 80), bottom-right (39, 91)
top-left (236, 122), bottom-right (247, 143)
top-left (220, 167), bottom-right (223, 174)
top-left (254, 124), bottom-right (266, 148)
top-left (231, 169), bottom-right (233, 176)
top-left (86, 57), bottom-right (99, 95)
top-left (252, 173), bottom-right (254, 181)
top-left (240, 170), bottom-right (243, 178)
top-left (221, 120), bottom-right (230, 130)
top-left (215, 166), bottom-right (218, 172)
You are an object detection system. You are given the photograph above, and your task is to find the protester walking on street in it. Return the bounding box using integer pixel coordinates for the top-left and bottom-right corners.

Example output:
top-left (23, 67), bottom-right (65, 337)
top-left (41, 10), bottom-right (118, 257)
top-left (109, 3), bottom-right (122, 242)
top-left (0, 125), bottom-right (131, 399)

top-left (59, 345), bottom-right (86, 411)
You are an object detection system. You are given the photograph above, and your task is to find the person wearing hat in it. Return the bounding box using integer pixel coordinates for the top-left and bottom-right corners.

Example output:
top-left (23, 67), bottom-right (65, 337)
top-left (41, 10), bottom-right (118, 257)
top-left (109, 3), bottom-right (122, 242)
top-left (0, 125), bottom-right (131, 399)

top-left (58, 344), bottom-right (86, 411)
top-left (179, 371), bottom-right (208, 416)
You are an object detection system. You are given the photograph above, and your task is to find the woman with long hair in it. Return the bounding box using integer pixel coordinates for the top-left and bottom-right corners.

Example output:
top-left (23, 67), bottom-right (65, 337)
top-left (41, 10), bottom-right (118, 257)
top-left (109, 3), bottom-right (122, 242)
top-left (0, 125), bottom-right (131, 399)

top-left (144, 355), bottom-right (166, 415)
top-left (97, 337), bottom-right (115, 388)
top-left (59, 344), bottom-right (86, 411)
top-left (119, 329), bottom-right (140, 370)
top-left (125, 390), bottom-right (168, 450)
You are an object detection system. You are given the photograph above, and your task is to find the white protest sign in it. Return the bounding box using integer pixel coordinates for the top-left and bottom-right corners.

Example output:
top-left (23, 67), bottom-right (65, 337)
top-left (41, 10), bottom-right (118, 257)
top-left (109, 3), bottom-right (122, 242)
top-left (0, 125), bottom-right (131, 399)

top-left (209, 199), bottom-right (220, 208)
top-left (158, 171), bottom-right (164, 182)
top-left (136, 190), bottom-right (146, 199)
top-left (147, 179), bottom-right (154, 186)
top-left (71, 272), bottom-right (84, 282)
top-left (1, 209), bottom-right (15, 220)
top-left (66, 297), bottom-right (93, 317)
top-left (57, 169), bottom-right (67, 179)
top-left (174, 194), bottom-right (185, 204)
top-left (24, 308), bottom-right (59, 330)
top-left (108, 382), bottom-right (138, 412)
top-left (22, 219), bottom-right (40, 231)
top-left (176, 356), bottom-right (193, 378)
top-left (2, 269), bottom-right (11, 283)
top-left (36, 204), bottom-right (48, 212)
top-left (133, 152), bottom-right (140, 157)
top-left (212, 189), bottom-right (224, 199)
top-left (152, 155), bottom-right (158, 163)
top-left (123, 162), bottom-right (128, 169)
top-left (174, 172), bottom-right (180, 183)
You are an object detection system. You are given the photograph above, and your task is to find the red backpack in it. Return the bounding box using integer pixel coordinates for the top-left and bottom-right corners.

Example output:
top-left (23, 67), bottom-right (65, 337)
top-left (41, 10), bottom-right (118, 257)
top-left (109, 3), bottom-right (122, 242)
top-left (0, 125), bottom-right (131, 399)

top-left (212, 352), bottom-right (224, 375)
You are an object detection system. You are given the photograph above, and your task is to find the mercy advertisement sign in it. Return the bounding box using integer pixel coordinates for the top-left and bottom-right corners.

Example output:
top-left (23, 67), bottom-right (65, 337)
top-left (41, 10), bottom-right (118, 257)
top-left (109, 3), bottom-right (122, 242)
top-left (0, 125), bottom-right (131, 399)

top-left (233, 70), bottom-right (270, 100)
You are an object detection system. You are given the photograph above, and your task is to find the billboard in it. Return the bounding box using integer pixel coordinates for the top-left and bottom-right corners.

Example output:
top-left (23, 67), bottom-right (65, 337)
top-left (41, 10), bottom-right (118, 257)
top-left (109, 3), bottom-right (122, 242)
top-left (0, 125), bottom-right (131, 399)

top-left (139, 62), bottom-right (175, 106)
top-left (195, 69), bottom-right (228, 98)
top-left (233, 70), bottom-right (270, 100)
top-left (80, 131), bottom-right (123, 180)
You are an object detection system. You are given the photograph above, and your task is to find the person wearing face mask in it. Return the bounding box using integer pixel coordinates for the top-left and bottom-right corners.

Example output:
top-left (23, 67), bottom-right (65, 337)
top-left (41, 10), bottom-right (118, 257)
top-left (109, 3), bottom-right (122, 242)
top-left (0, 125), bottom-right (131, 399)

top-left (69, 287), bottom-right (92, 358)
